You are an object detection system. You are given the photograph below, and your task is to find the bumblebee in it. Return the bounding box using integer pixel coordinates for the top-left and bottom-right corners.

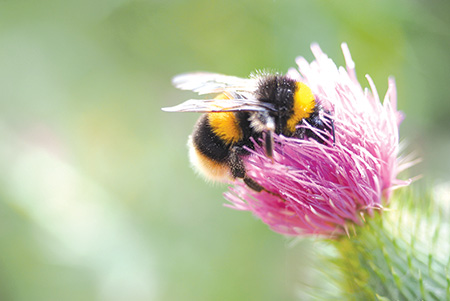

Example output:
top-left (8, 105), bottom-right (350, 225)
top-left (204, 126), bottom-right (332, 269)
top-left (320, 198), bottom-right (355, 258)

top-left (163, 72), bottom-right (334, 192)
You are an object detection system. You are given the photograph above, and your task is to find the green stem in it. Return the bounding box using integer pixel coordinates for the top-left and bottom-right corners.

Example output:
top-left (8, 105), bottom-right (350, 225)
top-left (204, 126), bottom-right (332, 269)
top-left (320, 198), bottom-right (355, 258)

top-left (328, 205), bottom-right (449, 301)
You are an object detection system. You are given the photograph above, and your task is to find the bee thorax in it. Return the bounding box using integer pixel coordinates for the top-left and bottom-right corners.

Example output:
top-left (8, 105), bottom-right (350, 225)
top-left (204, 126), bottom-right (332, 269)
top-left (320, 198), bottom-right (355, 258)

top-left (249, 112), bottom-right (272, 133)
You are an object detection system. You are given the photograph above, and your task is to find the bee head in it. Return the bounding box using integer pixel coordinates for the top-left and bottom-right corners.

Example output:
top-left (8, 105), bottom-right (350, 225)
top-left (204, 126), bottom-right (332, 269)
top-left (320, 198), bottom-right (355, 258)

top-left (247, 110), bottom-right (275, 158)
top-left (252, 74), bottom-right (318, 157)
top-left (256, 75), bottom-right (309, 135)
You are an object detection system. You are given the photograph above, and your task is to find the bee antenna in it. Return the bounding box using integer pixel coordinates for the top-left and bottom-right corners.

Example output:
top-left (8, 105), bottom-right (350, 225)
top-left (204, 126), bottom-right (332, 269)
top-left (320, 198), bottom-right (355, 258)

top-left (264, 117), bottom-right (275, 159)
top-left (331, 118), bottom-right (336, 145)
top-left (264, 131), bottom-right (273, 158)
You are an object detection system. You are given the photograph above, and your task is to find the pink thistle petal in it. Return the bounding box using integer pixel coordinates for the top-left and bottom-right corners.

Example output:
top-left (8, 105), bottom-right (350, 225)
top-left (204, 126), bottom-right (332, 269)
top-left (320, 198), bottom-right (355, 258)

top-left (224, 43), bottom-right (414, 237)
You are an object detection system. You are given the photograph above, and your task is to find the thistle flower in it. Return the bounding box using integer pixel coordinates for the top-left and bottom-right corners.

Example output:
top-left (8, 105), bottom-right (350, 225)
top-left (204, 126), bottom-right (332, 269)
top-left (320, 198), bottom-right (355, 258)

top-left (225, 43), bottom-right (412, 237)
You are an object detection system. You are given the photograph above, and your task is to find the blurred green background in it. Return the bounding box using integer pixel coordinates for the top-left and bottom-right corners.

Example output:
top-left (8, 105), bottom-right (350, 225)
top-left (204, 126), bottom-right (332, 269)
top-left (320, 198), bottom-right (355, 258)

top-left (0, 0), bottom-right (449, 300)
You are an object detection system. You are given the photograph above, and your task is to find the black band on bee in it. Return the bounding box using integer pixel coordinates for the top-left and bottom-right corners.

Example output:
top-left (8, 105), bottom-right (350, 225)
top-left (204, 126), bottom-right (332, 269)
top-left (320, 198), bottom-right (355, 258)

top-left (234, 111), bottom-right (255, 144)
top-left (192, 115), bottom-right (230, 163)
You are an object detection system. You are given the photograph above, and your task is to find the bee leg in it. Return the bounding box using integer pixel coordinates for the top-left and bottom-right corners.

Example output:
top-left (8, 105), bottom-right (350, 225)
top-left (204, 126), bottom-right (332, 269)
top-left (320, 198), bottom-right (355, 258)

top-left (264, 130), bottom-right (274, 159)
top-left (228, 147), bottom-right (264, 192)
top-left (243, 176), bottom-right (264, 192)
top-left (228, 147), bottom-right (246, 179)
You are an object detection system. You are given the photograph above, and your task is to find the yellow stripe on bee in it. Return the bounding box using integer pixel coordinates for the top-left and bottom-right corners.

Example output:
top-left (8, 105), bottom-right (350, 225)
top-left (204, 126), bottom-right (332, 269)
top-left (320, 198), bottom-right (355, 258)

top-left (208, 94), bottom-right (243, 144)
top-left (286, 82), bottom-right (316, 134)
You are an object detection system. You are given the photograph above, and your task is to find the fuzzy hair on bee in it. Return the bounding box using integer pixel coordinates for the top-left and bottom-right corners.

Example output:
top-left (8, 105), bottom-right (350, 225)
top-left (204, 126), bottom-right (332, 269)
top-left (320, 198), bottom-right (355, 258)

top-left (162, 72), bottom-right (335, 192)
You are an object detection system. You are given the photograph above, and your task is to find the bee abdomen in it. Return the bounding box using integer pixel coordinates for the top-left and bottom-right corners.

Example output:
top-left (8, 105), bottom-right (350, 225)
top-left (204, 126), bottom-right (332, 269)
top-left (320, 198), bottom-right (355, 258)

top-left (189, 114), bottom-right (233, 182)
top-left (192, 114), bottom-right (231, 162)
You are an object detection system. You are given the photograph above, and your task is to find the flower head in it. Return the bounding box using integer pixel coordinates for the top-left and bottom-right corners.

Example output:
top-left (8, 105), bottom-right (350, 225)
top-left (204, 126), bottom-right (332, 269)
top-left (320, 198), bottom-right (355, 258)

top-left (225, 43), bottom-right (412, 237)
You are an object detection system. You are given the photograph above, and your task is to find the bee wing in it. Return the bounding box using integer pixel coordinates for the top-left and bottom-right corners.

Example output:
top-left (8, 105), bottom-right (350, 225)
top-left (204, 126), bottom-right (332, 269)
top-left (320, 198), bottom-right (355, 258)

top-left (162, 98), bottom-right (275, 113)
top-left (172, 72), bottom-right (257, 95)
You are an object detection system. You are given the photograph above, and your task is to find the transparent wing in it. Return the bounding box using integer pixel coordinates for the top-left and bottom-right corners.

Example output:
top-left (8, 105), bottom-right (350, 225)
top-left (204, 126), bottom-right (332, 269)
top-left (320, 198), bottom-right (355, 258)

top-left (162, 98), bottom-right (275, 113)
top-left (172, 72), bottom-right (257, 95)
